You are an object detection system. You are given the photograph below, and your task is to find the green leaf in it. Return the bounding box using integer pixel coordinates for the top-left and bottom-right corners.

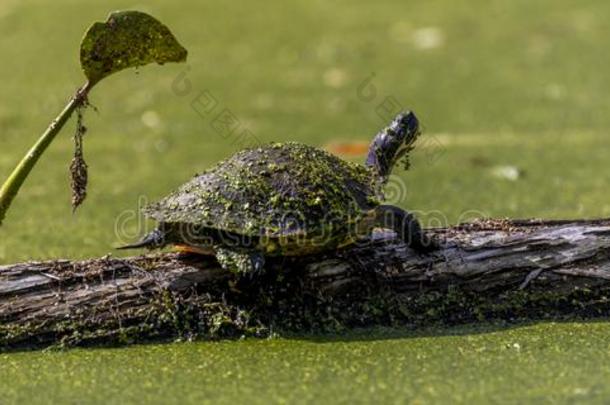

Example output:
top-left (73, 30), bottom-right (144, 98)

top-left (80, 10), bottom-right (188, 85)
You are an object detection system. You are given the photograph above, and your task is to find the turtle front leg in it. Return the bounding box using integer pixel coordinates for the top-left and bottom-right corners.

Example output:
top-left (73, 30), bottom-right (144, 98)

top-left (215, 247), bottom-right (266, 276)
top-left (372, 204), bottom-right (437, 252)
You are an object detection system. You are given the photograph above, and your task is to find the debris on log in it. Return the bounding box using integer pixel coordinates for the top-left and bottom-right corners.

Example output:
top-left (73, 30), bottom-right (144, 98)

top-left (1, 218), bottom-right (609, 349)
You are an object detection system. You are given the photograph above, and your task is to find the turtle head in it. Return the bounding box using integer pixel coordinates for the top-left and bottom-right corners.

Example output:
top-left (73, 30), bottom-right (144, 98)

top-left (366, 111), bottom-right (421, 184)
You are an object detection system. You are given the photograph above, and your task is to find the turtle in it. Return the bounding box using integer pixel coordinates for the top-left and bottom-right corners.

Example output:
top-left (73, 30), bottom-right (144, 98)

top-left (119, 111), bottom-right (436, 274)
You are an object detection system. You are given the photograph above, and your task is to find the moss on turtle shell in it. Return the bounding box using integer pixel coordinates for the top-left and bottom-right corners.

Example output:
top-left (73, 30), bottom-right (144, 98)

top-left (143, 142), bottom-right (379, 240)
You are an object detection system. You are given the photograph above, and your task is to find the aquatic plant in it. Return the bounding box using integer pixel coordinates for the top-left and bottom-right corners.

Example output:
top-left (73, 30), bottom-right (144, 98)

top-left (0, 10), bottom-right (187, 225)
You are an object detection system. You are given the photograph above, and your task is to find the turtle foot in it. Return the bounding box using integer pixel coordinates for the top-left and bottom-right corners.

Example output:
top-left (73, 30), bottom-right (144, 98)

top-left (373, 204), bottom-right (439, 253)
top-left (215, 247), bottom-right (266, 277)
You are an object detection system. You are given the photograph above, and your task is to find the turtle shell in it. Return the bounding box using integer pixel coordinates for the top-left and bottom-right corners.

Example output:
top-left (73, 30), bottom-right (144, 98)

top-left (143, 142), bottom-right (379, 238)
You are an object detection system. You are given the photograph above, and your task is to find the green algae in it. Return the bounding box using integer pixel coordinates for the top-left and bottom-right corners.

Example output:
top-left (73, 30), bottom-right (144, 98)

top-left (3, 1), bottom-right (610, 402)
top-left (1, 322), bottom-right (609, 404)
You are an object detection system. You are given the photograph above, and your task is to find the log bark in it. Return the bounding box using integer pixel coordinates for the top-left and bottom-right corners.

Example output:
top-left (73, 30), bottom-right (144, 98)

top-left (1, 218), bottom-right (610, 349)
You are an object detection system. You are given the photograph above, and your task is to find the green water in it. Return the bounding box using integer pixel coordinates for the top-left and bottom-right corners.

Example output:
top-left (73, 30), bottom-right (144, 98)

top-left (1, 323), bottom-right (609, 404)
top-left (2, 0), bottom-right (610, 402)
top-left (3, 0), bottom-right (610, 262)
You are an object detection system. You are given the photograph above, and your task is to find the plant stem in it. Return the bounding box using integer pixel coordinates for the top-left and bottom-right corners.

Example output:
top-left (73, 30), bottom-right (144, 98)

top-left (0, 82), bottom-right (93, 226)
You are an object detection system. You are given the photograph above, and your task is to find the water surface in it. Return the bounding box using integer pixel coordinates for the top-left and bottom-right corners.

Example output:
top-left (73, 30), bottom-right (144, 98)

top-left (1, 322), bottom-right (609, 404)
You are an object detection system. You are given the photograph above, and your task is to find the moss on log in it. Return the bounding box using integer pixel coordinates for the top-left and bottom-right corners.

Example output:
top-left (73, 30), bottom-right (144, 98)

top-left (1, 218), bottom-right (610, 350)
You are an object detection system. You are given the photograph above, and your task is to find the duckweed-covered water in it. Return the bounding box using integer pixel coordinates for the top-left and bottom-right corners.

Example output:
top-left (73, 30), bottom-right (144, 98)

top-left (1, 322), bottom-right (609, 404)
top-left (3, 1), bottom-right (610, 403)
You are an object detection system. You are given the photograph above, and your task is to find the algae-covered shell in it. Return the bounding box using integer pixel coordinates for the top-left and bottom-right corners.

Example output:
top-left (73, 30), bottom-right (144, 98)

top-left (143, 142), bottom-right (379, 238)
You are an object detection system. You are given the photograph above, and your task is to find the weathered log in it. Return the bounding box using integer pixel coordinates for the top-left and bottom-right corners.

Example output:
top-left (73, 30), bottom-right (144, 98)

top-left (1, 218), bottom-right (610, 349)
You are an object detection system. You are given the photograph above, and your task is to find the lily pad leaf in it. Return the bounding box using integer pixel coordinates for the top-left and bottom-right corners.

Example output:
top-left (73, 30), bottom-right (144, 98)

top-left (80, 10), bottom-right (188, 85)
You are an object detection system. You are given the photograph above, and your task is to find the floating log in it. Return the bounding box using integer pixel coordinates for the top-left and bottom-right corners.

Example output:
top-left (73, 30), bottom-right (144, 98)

top-left (1, 218), bottom-right (609, 349)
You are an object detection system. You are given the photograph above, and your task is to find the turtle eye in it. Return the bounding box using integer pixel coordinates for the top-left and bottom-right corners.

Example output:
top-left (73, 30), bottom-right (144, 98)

top-left (393, 111), bottom-right (420, 145)
top-left (397, 111), bottom-right (419, 134)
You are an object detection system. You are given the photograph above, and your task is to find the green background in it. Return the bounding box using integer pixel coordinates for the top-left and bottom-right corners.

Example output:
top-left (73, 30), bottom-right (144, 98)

top-left (1, 0), bottom-right (609, 403)
top-left (2, 323), bottom-right (610, 404)
top-left (3, 0), bottom-right (610, 262)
